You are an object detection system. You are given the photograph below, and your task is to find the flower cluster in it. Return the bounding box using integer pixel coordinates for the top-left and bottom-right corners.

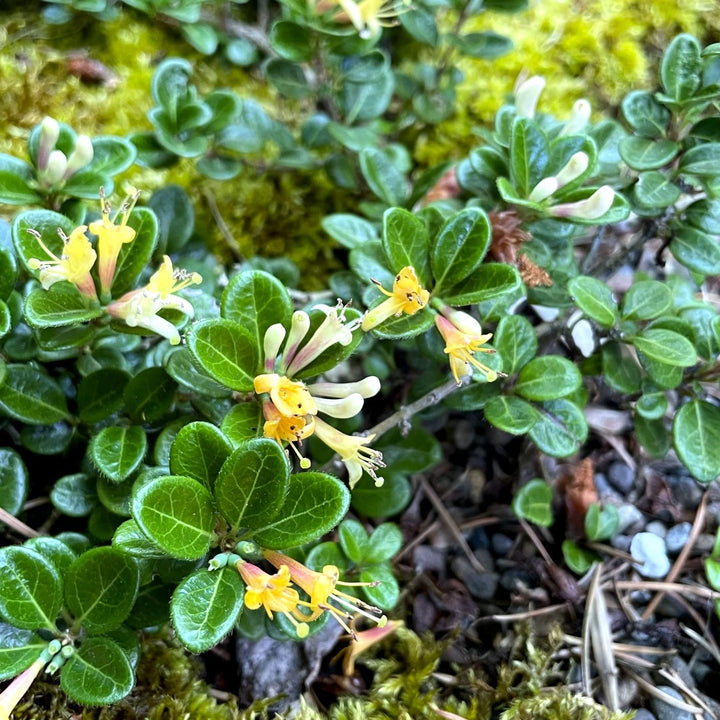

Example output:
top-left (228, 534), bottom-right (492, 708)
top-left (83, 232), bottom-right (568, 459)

top-left (27, 189), bottom-right (201, 345)
top-left (254, 301), bottom-right (384, 487)
top-left (235, 551), bottom-right (387, 639)
top-left (314, 0), bottom-right (411, 39)
top-left (34, 116), bottom-right (94, 190)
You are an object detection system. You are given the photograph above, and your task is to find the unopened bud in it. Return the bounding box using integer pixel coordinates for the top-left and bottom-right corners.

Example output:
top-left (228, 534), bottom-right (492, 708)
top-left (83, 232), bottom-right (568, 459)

top-left (514, 75), bottom-right (545, 118)
top-left (263, 323), bottom-right (286, 371)
top-left (441, 306), bottom-right (484, 336)
top-left (312, 392), bottom-right (365, 419)
top-left (554, 152), bottom-right (589, 188)
top-left (309, 376), bottom-right (381, 399)
top-left (36, 116), bottom-right (60, 171)
top-left (528, 176), bottom-right (559, 203)
top-left (549, 185), bottom-right (615, 220)
top-left (561, 99), bottom-right (591, 135)
top-left (64, 135), bottom-right (94, 179)
top-left (42, 150), bottom-right (68, 186)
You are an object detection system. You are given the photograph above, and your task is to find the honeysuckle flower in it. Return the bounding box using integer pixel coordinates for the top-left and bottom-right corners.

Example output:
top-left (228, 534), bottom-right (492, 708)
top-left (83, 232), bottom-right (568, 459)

top-left (27, 226), bottom-right (98, 300)
top-left (262, 401), bottom-right (315, 469)
top-left (548, 185), bottom-right (615, 220)
top-left (514, 75), bottom-right (545, 118)
top-left (338, 620), bottom-right (402, 676)
top-left (313, 417), bottom-right (385, 488)
top-left (36, 116), bottom-right (60, 172)
top-left (105, 255), bottom-right (201, 345)
top-left (326, 0), bottom-right (409, 38)
top-left (254, 373), bottom-right (318, 417)
top-left (284, 301), bottom-right (360, 376)
top-left (263, 551), bottom-right (387, 637)
top-left (528, 176), bottom-right (559, 203)
top-left (560, 98), bottom-right (591, 136)
top-left (361, 266), bottom-right (430, 332)
top-left (263, 323), bottom-right (287, 372)
top-left (0, 657), bottom-right (45, 720)
top-left (236, 560), bottom-right (309, 638)
top-left (434, 312), bottom-right (499, 385)
top-left (89, 188), bottom-right (140, 295)
top-left (528, 152), bottom-right (590, 203)
top-left (41, 149), bottom-right (68, 187)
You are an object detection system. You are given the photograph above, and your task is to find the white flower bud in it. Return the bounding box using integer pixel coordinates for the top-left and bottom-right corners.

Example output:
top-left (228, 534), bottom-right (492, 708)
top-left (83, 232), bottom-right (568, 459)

top-left (549, 185), bottom-right (615, 220)
top-left (442, 307), bottom-right (484, 336)
top-left (36, 116), bottom-right (60, 171)
top-left (64, 135), bottom-right (94, 179)
top-left (528, 176), bottom-right (559, 203)
top-left (561, 99), bottom-right (592, 135)
top-left (42, 150), bottom-right (68, 186)
top-left (554, 152), bottom-right (589, 188)
top-left (312, 393), bottom-right (365, 419)
top-left (310, 376), bottom-right (381, 399)
top-left (263, 323), bottom-right (286, 370)
top-left (514, 76), bottom-right (545, 118)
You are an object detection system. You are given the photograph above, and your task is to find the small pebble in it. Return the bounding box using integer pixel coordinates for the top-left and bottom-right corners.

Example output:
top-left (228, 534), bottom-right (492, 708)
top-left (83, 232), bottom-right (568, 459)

top-left (631, 532), bottom-right (670, 578)
top-left (610, 534), bottom-right (632, 552)
top-left (650, 685), bottom-right (695, 720)
top-left (695, 533), bottom-right (716, 554)
top-left (450, 557), bottom-right (499, 601)
top-left (665, 473), bottom-right (703, 508)
top-left (413, 546), bottom-right (447, 575)
top-left (646, 520), bottom-right (667, 538)
top-left (608, 461), bottom-right (635, 494)
top-left (632, 710), bottom-right (658, 720)
top-left (617, 503), bottom-right (645, 533)
top-left (594, 472), bottom-right (621, 501)
top-left (665, 522), bottom-right (692, 554)
top-left (491, 533), bottom-right (514, 556)
top-left (473, 548), bottom-right (495, 573)
top-left (669, 656), bottom-right (695, 689)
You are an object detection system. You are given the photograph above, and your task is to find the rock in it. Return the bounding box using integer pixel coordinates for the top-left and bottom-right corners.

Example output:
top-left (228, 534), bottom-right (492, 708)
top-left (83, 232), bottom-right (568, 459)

top-left (650, 685), bottom-right (695, 720)
top-left (413, 545), bottom-right (447, 576)
top-left (491, 533), bottom-right (514, 556)
top-left (646, 520), bottom-right (667, 538)
top-left (665, 473), bottom-right (703, 508)
top-left (631, 532), bottom-right (670, 578)
top-left (617, 503), bottom-right (645, 533)
top-left (594, 472), bottom-right (622, 501)
top-left (610, 534), bottom-right (632, 552)
top-left (665, 522), bottom-right (692, 554)
top-left (473, 548), bottom-right (495, 573)
top-left (632, 710), bottom-right (658, 720)
top-left (695, 533), bottom-right (716, 554)
top-left (669, 656), bottom-right (695, 689)
top-left (450, 556), bottom-right (499, 601)
top-left (608, 462), bottom-right (636, 494)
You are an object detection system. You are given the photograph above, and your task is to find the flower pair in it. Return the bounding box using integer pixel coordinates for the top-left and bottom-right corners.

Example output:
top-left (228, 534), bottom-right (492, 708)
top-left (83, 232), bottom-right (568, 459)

top-left (254, 301), bottom-right (385, 487)
top-left (236, 551), bottom-right (386, 639)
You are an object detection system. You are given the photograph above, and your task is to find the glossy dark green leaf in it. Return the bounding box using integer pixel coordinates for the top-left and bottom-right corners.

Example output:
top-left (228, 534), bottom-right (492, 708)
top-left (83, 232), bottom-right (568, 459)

top-left (601, 341), bottom-right (642, 393)
top-left (493, 314), bottom-right (537, 374)
top-left (169, 421), bottom-right (232, 489)
top-left (214, 438), bottom-right (289, 530)
top-left (77, 368), bottom-right (130, 423)
top-left (11, 209), bottom-right (75, 273)
top-left (365, 523), bottom-right (402, 563)
top-left (621, 280), bottom-right (672, 321)
top-left (338, 519), bottom-right (369, 563)
top-left (568, 276), bottom-right (618, 328)
top-left (148, 184), bottom-right (194, 254)
top-left (0, 623), bottom-right (45, 680)
top-left (510, 117), bottom-right (548, 196)
top-left (24, 284), bottom-right (104, 329)
top-left (636, 392), bottom-right (668, 420)
top-left (253, 472), bottom-right (350, 549)
top-left (382, 207), bottom-right (431, 286)
top-left (679, 143), bottom-right (720, 176)
top-left (359, 562), bottom-right (399, 610)
top-left (450, 30), bottom-right (512, 59)
top-left (270, 20), bottom-right (313, 61)
top-left (321, 214), bottom-right (378, 249)
top-left (660, 33), bottom-right (702, 102)
top-left (112, 519), bottom-right (167, 559)
top-left (529, 399), bottom-right (588, 457)
top-left (61, 637), bottom-right (133, 705)
top-left (512, 479), bottom-right (553, 527)
top-left (24, 537), bottom-right (77, 577)
top-left (399, 7), bottom-right (438, 45)
top-left (359, 147), bottom-right (408, 206)
top-left (584, 503), bottom-right (619, 541)
top-left (671, 226), bottom-right (720, 276)
top-left (484, 395), bottom-right (538, 434)
top-left (629, 328), bottom-right (697, 367)
top-left (515, 355), bottom-right (582, 401)
top-left (375, 423), bottom-right (442, 474)
top-left (51, 474), bottom-right (97, 517)
top-left (187, 318), bottom-right (258, 391)
top-left (430, 207), bottom-right (490, 293)
top-left (132, 475), bottom-right (215, 560)
top-left (635, 413), bottom-right (669, 458)
top-left (0, 547), bottom-right (62, 630)
top-left (65, 547), bottom-right (139, 633)
top-left (265, 58), bottom-right (311, 98)
top-left (123, 367), bottom-right (177, 423)
top-left (673, 400), bottom-right (720, 482)
top-left (221, 271), bottom-right (293, 357)
top-left (89, 426), bottom-right (147, 483)
top-left (0, 448), bottom-right (28, 516)
top-left (0, 156), bottom-right (41, 205)
top-left (171, 568), bottom-right (244, 653)
top-left (441, 262), bottom-right (522, 306)
top-left (220, 402), bottom-right (263, 446)
top-left (618, 137), bottom-right (678, 170)
top-left (350, 472), bottom-right (412, 518)
top-left (367, 304), bottom-right (434, 340)
top-left (621, 91), bottom-right (671, 136)
top-left (633, 171), bottom-right (680, 209)
top-left (0, 364), bottom-right (69, 424)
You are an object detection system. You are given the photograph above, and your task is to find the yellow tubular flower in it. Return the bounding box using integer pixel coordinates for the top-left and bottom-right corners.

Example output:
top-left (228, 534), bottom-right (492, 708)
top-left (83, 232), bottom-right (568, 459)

top-left (263, 551), bottom-right (387, 637)
top-left (339, 620), bottom-right (402, 676)
top-left (312, 418), bottom-right (384, 488)
top-left (89, 188), bottom-right (140, 295)
top-left (262, 401), bottom-right (315, 469)
top-left (27, 226), bottom-right (98, 300)
top-left (332, 0), bottom-right (409, 38)
top-left (434, 313), bottom-right (499, 384)
top-left (235, 561), bottom-right (309, 638)
top-left (254, 373), bottom-right (318, 417)
top-left (361, 266), bottom-right (430, 332)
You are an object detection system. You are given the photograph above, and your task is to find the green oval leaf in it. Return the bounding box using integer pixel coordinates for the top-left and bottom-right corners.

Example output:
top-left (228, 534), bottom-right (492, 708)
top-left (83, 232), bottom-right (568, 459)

top-left (671, 226), bottom-right (720, 276)
top-left (484, 395), bottom-right (539, 435)
top-left (359, 562), bottom-right (399, 610)
top-left (661, 33), bottom-right (702, 103)
top-left (171, 568), bottom-right (244, 653)
top-left (187, 318), bottom-right (259, 392)
top-left (77, 368), bottom-right (130, 424)
top-left (0, 547), bottom-right (62, 630)
top-left (0, 364), bottom-right (70, 424)
top-left (123, 367), bottom-right (177, 423)
top-left (132, 475), bottom-right (215, 560)
top-left (618, 137), bottom-right (679, 170)
top-left (493, 314), bottom-right (537, 375)
top-left (0, 448), bottom-right (28, 516)
top-left (51, 474), bottom-right (97, 517)
top-left (621, 280), bottom-right (672, 320)
top-left (528, 399), bottom-right (588, 457)
top-left (214, 438), bottom-right (289, 531)
top-left (358, 147), bottom-right (408, 206)
top-left (381, 207), bottom-right (431, 286)
top-left (65, 547), bottom-right (139, 633)
top-left (24, 284), bottom-right (104, 329)
top-left (170, 421), bottom-right (233, 489)
top-left (515, 355), bottom-right (582, 401)
top-left (252, 472), bottom-right (350, 549)
top-left (568, 276), bottom-right (618, 328)
top-left (61, 637), bottom-right (133, 705)
top-left (512, 479), bottom-right (553, 527)
top-left (440, 262), bottom-right (522, 306)
top-left (629, 328), bottom-right (697, 367)
top-left (673, 400), bottom-right (720, 482)
top-left (510, 117), bottom-right (548, 197)
top-left (89, 426), bottom-right (147, 483)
